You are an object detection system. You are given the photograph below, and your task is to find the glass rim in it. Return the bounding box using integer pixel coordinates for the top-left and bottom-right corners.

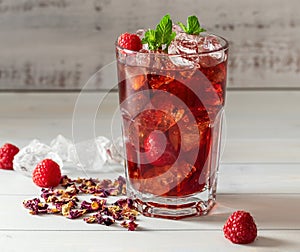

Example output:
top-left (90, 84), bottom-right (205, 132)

top-left (115, 33), bottom-right (229, 56)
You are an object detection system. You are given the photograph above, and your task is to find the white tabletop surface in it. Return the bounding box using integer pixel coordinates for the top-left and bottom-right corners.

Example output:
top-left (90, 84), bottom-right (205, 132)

top-left (1, 91), bottom-right (300, 252)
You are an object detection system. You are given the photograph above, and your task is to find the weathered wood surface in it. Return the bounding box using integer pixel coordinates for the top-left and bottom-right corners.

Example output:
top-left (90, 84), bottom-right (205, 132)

top-left (0, 0), bottom-right (299, 90)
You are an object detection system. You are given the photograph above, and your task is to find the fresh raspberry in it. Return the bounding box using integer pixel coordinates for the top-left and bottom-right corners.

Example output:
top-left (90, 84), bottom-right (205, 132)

top-left (0, 143), bottom-right (19, 170)
top-left (144, 131), bottom-right (177, 167)
top-left (117, 33), bottom-right (142, 51)
top-left (223, 210), bottom-right (257, 244)
top-left (32, 159), bottom-right (61, 188)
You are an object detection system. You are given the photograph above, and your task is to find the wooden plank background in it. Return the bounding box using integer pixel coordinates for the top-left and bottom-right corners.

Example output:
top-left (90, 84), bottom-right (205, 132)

top-left (0, 0), bottom-right (299, 90)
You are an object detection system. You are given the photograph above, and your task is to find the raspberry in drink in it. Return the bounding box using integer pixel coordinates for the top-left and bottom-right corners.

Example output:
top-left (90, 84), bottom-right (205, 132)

top-left (116, 14), bottom-right (228, 219)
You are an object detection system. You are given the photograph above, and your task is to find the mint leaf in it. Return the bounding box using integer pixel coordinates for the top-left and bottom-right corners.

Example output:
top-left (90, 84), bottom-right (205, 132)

top-left (142, 29), bottom-right (157, 50)
top-left (141, 14), bottom-right (176, 51)
top-left (156, 14), bottom-right (176, 47)
top-left (178, 15), bottom-right (206, 35)
top-left (178, 21), bottom-right (188, 33)
top-left (167, 31), bottom-right (176, 46)
top-left (186, 15), bottom-right (206, 34)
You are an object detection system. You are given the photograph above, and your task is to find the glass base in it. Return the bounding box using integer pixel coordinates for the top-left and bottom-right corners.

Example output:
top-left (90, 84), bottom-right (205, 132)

top-left (131, 187), bottom-right (217, 220)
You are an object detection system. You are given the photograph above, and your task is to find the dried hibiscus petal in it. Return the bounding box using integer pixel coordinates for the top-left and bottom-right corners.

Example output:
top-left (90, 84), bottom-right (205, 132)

top-left (67, 209), bottom-right (87, 219)
top-left (23, 175), bottom-right (139, 231)
top-left (61, 201), bottom-right (76, 216)
top-left (115, 198), bottom-right (134, 208)
top-left (80, 198), bottom-right (105, 212)
top-left (103, 217), bottom-right (115, 226)
top-left (94, 189), bottom-right (111, 198)
top-left (41, 188), bottom-right (55, 201)
top-left (47, 207), bottom-right (61, 214)
top-left (60, 175), bottom-right (76, 187)
top-left (83, 215), bottom-right (97, 223)
top-left (64, 184), bottom-right (79, 195)
top-left (84, 213), bottom-right (115, 226)
top-left (121, 220), bottom-right (138, 231)
top-left (23, 198), bottom-right (49, 215)
top-left (128, 221), bottom-right (138, 231)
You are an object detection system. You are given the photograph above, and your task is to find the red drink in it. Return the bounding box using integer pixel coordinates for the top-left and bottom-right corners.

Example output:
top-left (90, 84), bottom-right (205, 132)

top-left (116, 20), bottom-right (228, 218)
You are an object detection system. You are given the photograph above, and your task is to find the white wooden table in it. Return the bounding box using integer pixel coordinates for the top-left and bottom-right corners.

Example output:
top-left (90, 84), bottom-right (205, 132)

top-left (1, 91), bottom-right (300, 251)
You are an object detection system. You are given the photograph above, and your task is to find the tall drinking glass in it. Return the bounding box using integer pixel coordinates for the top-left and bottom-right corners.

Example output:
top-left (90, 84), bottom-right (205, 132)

top-left (116, 34), bottom-right (228, 219)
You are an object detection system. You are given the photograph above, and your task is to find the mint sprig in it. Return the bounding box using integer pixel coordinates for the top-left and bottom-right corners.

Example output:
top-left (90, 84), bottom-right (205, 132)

top-left (142, 14), bottom-right (176, 51)
top-left (178, 15), bottom-right (206, 35)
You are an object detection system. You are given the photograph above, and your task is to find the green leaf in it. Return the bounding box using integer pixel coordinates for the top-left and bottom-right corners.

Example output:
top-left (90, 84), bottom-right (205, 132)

top-left (166, 31), bottom-right (176, 46)
top-left (142, 29), bottom-right (157, 50)
top-left (178, 15), bottom-right (206, 35)
top-left (156, 14), bottom-right (173, 45)
top-left (141, 14), bottom-right (175, 51)
top-left (177, 22), bottom-right (188, 33)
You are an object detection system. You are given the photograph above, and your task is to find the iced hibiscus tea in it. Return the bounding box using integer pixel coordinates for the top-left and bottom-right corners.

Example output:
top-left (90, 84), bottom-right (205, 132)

top-left (116, 17), bottom-right (228, 218)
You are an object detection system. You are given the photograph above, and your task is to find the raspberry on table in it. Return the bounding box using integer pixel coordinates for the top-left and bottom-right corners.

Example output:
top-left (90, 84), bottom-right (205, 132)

top-left (117, 32), bottom-right (142, 51)
top-left (223, 210), bottom-right (257, 244)
top-left (32, 159), bottom-right (62, 188)
top-left (0, 143), bottom-right (19, 170)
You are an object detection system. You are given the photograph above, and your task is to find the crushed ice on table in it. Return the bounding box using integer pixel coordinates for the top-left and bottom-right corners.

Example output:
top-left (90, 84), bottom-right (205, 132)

top-left (59, 136), bottom-right (124, 171)
top-left (69, 138), bottom-right (107, 172)
top-left (96, 136), bottom-right (124, 165)
top-left (50, 134), bottom-right (73, 162)
top-left (107, 136), bottom-right (124, 164)
top-left (13, 135), bottom-right (125, 177)
top-left (13, 139), bottom-right (63, 177)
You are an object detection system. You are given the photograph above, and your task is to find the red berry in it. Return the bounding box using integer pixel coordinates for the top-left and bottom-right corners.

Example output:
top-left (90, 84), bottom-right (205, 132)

top-left (117, 32), bottom-right (142, 51)
top-left (223, 210), bottom-right (257, 244)
top-left (32, 159), bottom-right (61, 188)
top-left (0, 143), bottom-right (19, 170)
top-left (144, 131), bottom-right (177, 167)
